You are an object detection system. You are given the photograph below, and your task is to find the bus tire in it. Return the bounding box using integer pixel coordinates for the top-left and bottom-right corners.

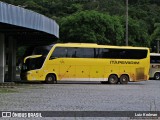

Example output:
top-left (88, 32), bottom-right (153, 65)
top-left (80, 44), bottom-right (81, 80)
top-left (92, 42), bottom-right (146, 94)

top-left (154, 72), bottom-right (160, 80)
top-left (108, 75), bottom-right (118, 84)
top-left (45, 74), bottom-right (57, 84)
top-left (120, 75), bottom-right (129, 84)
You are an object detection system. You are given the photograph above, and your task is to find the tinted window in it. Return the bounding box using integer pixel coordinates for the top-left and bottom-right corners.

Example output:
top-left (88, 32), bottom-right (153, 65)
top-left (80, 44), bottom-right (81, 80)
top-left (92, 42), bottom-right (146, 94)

top-left (97, 48), bottom-right (147, 59)
top-left (66, 47), bottom-right (76, 58)
top-left (150, 56), bottom-right (160, 63)
top-left (120, 49), bottom-right (147, 59)
top-left (51, 47), bottom-right (67, 58)
top-left (75, 48), bottom-right (94, 58)
top-left (32, 45), bottom-right (52, 56)
top-left (84, 48), bottom-right (94, 58)
top-left (50, 47), bottom-right (94, 58)
top-left (50, 47), bottom-right (147, 59)
top-left (22, 45), bottom-right (53, 71)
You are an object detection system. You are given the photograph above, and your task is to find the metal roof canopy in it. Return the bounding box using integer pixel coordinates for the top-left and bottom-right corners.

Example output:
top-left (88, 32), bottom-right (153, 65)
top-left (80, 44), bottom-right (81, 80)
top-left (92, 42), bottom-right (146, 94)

top-left (0, 1), bottom-right (59, 46)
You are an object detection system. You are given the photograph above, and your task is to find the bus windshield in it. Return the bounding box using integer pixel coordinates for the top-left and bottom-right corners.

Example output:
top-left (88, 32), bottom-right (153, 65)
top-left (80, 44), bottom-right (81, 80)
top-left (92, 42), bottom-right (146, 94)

top-left (22, 45), bottom-right (53, 71)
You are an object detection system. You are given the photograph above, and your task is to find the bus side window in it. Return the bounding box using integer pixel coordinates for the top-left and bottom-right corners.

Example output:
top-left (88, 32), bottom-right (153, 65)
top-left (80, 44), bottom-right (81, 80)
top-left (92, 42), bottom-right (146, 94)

top-left (75, 48), bottom-right (84, 58)
top-left (95, 48), bottom-right (99, 58)
top-left (50, 47), bottom-right (67, 59)
top-left (101, 48), bottom-right (109, 58)
top-left (72, 51), bottom-right (76, 58)
top-left (67, 47), bottom-right (76, 58)
top-left (72, 48), bottom-right (94, 58)
top-left (83, 48), bottom-right (94, 58)
top-left (119, 50), bottom-right (126, 58)
top-left (96, 48), bottom-right (108, 58)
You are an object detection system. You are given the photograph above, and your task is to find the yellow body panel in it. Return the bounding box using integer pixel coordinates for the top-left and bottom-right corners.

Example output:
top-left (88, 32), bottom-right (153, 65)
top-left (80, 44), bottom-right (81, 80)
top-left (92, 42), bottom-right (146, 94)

top-left (23, 43), bottom-right (150, 82)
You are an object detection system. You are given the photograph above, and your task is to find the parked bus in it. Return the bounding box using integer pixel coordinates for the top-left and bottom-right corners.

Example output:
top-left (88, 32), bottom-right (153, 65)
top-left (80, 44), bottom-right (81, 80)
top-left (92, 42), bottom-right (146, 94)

top-left (20, 43), bottom-right (150, 84)
top-left (150, 53), bottom-right (160, 80)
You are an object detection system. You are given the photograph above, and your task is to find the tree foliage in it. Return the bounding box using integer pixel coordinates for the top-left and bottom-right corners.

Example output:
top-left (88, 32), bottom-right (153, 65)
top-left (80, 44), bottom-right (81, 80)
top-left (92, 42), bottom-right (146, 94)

top-left (60, 11), bottom-right (124, 45)
top-left (128, 17), bottom-right (150, 46)
top-left (1, 0), bottom-right (160, 48)
top-left (151, 23), bottom-right (160, 40)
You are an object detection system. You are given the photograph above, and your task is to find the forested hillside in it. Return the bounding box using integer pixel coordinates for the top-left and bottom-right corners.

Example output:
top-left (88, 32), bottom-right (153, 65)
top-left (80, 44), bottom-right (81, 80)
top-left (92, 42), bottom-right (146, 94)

top-left (1, 0), bottom-right (160, 50)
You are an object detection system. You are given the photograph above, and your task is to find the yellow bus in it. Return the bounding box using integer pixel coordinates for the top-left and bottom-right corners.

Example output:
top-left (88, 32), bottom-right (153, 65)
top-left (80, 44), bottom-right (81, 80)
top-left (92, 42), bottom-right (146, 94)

top-left (20, 43), bottom-right (150, 84)
top-left (150, 53), bottom-right (160, 80)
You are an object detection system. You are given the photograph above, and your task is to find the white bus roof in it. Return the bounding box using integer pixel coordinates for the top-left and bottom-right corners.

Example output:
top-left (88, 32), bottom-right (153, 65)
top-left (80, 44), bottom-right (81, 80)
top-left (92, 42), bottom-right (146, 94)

top-left (150, 53), bottom-right (160, 56)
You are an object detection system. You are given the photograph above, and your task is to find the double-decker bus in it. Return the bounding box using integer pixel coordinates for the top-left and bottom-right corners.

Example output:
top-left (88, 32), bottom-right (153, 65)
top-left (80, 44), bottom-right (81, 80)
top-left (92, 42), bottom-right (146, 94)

top-left (20, 43), bottom-right (150, 84)
top-left (150, 53), bottom-right (160, 80)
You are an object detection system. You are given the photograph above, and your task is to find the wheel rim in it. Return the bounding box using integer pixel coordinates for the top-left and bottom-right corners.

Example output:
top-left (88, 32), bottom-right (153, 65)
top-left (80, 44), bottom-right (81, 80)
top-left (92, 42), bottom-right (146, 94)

top-left (155, 74), bottom-right (160, 80)
top-left (120, 75), bottom-right (128, 84)
top-left (47, 76), bottom-right (53, 82)
top-left (109, 75), bottom-right (118, 84)
top-left (122, 77), bottom-right (127, 82)
top-left (110, 77), bottom-right (116, 83)
top-left (46, 75), bottom-right (56, 83)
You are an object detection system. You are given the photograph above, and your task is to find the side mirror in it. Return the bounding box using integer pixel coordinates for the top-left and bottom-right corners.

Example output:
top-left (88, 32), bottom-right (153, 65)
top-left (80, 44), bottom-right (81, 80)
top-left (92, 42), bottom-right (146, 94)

top-left (24, 55), bottom-right (42, 63)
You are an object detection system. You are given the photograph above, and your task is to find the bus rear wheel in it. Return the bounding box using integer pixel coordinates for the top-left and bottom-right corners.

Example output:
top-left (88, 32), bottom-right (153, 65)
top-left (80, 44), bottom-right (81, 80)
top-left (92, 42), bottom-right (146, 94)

top-left (108, 75), bottom-right (118, 84)
top-left (45, 74), bottom-right (57, 84)
top-left (154, 72), bottom-right (160, 80)
top-left (120, 75), bottom-right (129, 84)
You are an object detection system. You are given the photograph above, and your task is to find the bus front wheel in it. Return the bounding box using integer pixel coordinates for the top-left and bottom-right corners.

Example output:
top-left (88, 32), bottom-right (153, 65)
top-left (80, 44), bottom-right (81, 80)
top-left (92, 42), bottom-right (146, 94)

top-left (120, 75), bottom-right (129, 84)
top-left (154, 73), bottom-right (160, 80)
top-left (45, 74), bottom-right (57, 84)
top-left (108, 75), bottom-right (118, 84)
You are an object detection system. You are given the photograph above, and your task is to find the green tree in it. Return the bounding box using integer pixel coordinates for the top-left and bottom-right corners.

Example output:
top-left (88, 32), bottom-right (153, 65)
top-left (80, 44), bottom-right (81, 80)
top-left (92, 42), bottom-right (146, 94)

top-left (119, 16), bottom-right (150, 47)
top-left (1, 0), bottom-right (160, 47)
top-left (151, 23), bottom-right (160, 52)
top-left (151, 23), bottom-right (160, 41)
top-left (150, 23), bottom-right (160, 52)
top-left (59, 10), bottom-right (124, 45)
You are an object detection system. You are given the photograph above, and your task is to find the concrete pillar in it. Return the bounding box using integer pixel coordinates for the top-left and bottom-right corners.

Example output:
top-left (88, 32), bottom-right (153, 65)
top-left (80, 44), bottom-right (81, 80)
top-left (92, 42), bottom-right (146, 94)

top-left (0, 33), bottom-right (5, 83)
top-left (8, 37), bottom-right (16, 82)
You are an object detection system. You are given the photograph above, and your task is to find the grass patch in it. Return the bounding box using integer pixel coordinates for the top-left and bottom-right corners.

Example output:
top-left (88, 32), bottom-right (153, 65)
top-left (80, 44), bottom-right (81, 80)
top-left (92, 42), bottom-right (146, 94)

top-left (0, 83), bottom-right (44, 94)
top-left (0, 88), bottom-right (18, 93)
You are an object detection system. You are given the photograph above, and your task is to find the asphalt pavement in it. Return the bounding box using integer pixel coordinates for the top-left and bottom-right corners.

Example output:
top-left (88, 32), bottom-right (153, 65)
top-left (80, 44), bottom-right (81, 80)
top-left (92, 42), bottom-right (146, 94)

top-left (0, 80), bottom-right (160, 120)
